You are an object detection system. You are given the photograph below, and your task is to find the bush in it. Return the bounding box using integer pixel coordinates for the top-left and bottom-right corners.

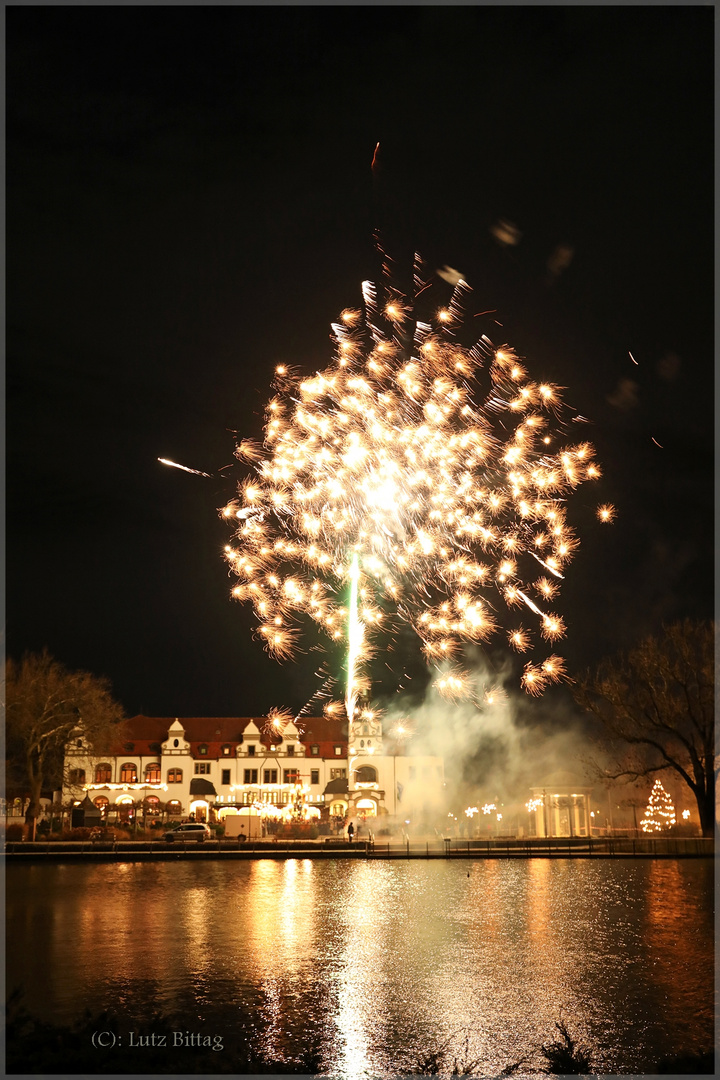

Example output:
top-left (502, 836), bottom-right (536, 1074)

top-left (65, 828), bottom-right (93, 841)
top-left (104, 826), bottom-right (132, 841)
top-left (539, 1020), bottom-right (593, 1074)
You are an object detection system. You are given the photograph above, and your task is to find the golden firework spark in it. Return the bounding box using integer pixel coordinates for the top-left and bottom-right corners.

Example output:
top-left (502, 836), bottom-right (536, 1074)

top-left (223, 263), bottom-right (610, 695)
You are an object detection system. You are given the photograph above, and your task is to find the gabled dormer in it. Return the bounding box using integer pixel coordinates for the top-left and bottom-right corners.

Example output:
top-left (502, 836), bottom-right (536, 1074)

top-left (241, 719), bottom-right (261, 757)
top-left (162, 719), bottom-right (190, 756)
top-left (280, 720), bottom-right (305, 757)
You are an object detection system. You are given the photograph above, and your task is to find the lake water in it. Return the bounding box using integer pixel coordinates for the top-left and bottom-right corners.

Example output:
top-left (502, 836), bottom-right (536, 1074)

top-left (6, 857), bottom-right (714, 1075)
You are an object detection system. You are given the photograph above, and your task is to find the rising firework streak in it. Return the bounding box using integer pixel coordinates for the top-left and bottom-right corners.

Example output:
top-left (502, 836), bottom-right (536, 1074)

top-left (222, 259), bottom-right (612, 697)
top-left (158, 458), bottom-right (213, 478)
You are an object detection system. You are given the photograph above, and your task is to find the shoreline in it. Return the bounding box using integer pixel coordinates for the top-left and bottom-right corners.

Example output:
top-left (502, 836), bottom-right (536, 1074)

top-left (4, 836), bottom-right (713, 861)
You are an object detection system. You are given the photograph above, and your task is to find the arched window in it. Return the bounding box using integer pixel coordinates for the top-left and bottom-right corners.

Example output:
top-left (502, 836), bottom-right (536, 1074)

top-left (145, 762), bottom-right (161, 783)
top-left (354, 765), bottom-right (377, 784)
top-left (94, 796), bottom-right (109, 814)
top-left (167, 800), bottom-right (182, 815)
top-left (68, 768), bottom-right (86, 785)
top-left (120, 762), bottom-right (137, 783)
top-left (144, 795), bottom-right (160, 815)
top-left (95, 763), bottom-right (112, 784)
top-left (167, 768), bottom-right (183, 784)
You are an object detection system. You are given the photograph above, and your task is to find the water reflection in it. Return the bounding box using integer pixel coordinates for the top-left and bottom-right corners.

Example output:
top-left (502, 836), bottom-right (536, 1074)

top-left (6, 858), bottom-right (714, 1075)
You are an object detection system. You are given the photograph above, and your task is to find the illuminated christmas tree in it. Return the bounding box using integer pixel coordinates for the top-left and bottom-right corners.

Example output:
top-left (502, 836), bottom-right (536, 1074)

top-left (640, 779), bottom-right (676, 833)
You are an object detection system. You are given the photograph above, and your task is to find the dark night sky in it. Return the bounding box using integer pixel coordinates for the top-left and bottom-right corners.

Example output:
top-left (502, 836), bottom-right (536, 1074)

top-left (7, 6), bottom-right (714, 721)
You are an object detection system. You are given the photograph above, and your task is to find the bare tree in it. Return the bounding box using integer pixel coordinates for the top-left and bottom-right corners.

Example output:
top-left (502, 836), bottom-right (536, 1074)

top-left (5, 651), bottom-right (126, 840)
top-left (573, 620), bottom-right (715, 837)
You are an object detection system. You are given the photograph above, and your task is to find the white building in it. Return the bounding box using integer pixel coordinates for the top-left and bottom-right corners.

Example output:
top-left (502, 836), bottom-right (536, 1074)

top-left (63, 713), bottom-right (445, 825)
top-left (527, 771), bottom-right (593, 838)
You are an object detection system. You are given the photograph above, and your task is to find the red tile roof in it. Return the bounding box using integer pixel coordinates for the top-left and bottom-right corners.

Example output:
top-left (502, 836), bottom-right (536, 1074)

top-left (110, 715), bottom-right (348, 760)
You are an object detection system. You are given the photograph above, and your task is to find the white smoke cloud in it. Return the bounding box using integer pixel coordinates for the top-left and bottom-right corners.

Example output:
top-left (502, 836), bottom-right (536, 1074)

top-left (382, 648), bottom-right (593, 819)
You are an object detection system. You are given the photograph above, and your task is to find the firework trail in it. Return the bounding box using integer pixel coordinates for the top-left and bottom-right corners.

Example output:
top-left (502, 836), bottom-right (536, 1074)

top-left (222, 260), bottom-right (610, 709)
top-left (159, 458), bottom-right (213, 478)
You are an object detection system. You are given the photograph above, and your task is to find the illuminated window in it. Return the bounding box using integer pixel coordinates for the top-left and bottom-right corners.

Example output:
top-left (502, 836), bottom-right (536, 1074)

top-left (311, 744), bottom-right (319, 755)
top-left (311, 769), bottom-right (320, 785)
top-left (195, 763), bottom-right (211, 775)
top-left (244, 769), bottom-right (258, 784)
top-left (264, 769), bottom-right (277, 784)
top-left (283, 769), bottom-right (300, 784)
top-left (222, 745), bottom-right (232, 756)
top-left (167, 800), bottom-right (181, 814)
top-left (334, 746), bottom-right (343, 756)
top-left (145, 763), bottom-right (161, 783)
top-left (198, 744), bottom-right (208, 756)
top-left (167, 768), bottom-right (183, 783)
top-left (120, 763), bottom-right (137, 783)
top-left (93, 796), bottom-right (109, 814)
top-left (144, 795), bottom-right (160, 815)
top-left (95, 763), bottom-right (112, 784)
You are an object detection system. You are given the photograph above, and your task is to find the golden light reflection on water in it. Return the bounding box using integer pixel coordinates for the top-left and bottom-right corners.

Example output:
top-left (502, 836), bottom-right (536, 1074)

top-left (6, 858), bottom-right (714, 1076)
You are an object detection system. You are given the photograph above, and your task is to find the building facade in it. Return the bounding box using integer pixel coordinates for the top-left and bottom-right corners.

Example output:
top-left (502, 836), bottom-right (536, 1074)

top-left (63, 713), bottom-right (445, 825)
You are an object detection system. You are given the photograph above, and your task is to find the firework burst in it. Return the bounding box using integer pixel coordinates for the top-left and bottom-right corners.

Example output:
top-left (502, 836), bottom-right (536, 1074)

top-left (222, 259), bottom-right (609, 704)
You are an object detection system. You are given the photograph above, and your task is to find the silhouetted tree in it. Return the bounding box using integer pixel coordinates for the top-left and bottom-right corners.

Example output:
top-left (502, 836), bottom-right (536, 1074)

top-left (574, 620), bottom-right (715, 837)
top-left (5, 651), bottom-right (125, 839)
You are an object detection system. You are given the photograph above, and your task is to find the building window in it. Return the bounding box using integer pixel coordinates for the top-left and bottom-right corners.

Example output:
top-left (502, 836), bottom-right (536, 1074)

top-left (244, 769), bottom-right (258, 784)
top-left (355, 765), bottom-right (377, 784)
top-left (287, 744), bottom-right (295, 756)
top-left (198, 744), bottom-right (208, 756)
top-left (120, 763), bottom-right (137, 783)
top-left (334, 746), bottom-right (343, 756)
top-left (95, 763), bottom-right (112, 784)
top-left (283, 769), bottom-right (300, 784)
top-left (145, 763), bottom-right (161, 783)
top-left (173, 739), bottom-right (179, 748)
top-left (68, 768), bottom-right (85, 785)
top-left (311, 769), bottom-right (320, 785)
top-left (195, 763), bottom-right (211, 775)
top-left (264, 769), bottom-right (278, 784)
top-left (167, 800), bottom-right (182, 814)
top-left (144, 796), bottom-right (160, 815)
top-left (93, 796), bottom-right (109, 813)
top-left (167, 768), bottom-right (183, 783)
top-left (248, 745), bottom-right (256, 756)
top-left (221, 769), bottom-right (231, 785)
top-left (311, 744), bottom-right (319, 755)
top-left (222, 745), bottom-right (232, 756)
top-left (330, 768), bottom-right (347, 780)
